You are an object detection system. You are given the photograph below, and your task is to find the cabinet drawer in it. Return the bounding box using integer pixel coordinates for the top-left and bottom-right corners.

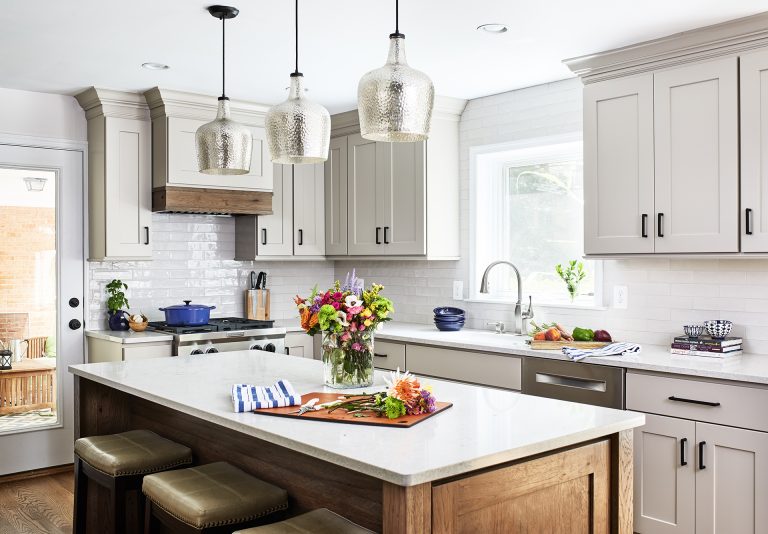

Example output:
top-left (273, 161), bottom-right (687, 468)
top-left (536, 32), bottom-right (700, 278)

top-left (373, 341), bottom-right (405, 371)
top-left (406, 345), bottom-right (521, 390)
top-left (626, 371), bottom-right (768, 432)
top-left (122, 343), bottom-right (172, 361)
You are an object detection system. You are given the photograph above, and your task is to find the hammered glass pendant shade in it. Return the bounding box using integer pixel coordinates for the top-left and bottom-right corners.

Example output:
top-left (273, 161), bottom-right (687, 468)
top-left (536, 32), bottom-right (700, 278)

top-left (358, 36), bottom-right (435, 142)
top-left (196, 99), bottom-right (253, 175)
top-left (266, 75), bottom-right (331, 164)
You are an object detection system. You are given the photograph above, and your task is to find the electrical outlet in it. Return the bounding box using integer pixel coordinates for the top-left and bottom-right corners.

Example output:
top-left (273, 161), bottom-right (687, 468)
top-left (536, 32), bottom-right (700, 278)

top-left (613, 285), bottom-right (628, 309)
top-left (453, 281), bottom-right (464, 300)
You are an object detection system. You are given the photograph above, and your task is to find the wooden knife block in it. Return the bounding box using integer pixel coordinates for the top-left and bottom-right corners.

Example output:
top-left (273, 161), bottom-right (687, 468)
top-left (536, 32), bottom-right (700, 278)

top-left (246, 289), bottom-right (270, 320)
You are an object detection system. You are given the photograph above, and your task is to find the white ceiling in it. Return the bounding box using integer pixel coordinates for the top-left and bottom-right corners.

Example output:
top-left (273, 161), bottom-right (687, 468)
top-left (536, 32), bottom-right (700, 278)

top-left (1, 1), bottom-right (765, 113)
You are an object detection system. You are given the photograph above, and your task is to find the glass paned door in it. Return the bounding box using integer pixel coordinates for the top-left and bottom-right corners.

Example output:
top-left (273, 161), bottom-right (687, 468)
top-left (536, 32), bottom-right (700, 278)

top-left (0, 145), bottom-right (84, 475)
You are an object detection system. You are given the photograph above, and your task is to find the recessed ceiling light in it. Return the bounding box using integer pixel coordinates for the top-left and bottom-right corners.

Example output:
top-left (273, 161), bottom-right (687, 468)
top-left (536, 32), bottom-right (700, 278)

top-left (477, 23), bottom-right (508, 34)
top-left (142, 62), bottom-right (170, 71)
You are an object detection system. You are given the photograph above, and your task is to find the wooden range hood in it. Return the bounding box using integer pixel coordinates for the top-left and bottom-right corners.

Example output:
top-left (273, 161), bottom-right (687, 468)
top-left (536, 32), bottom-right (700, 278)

top-left (153, 187), bottom-right (273, 216)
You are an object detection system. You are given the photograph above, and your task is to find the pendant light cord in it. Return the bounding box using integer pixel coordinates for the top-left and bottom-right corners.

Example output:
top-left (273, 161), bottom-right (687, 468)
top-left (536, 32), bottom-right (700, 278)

top-left (294, 0), bottom-right (300, 75)
top-left (395, 0), bottom-right (399, 34)
top-left (221, 15), bottom-right (226, 98)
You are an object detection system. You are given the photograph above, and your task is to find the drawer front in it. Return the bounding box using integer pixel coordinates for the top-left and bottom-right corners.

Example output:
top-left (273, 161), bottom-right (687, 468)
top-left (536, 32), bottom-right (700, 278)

top-left (626, 371), bottom-right (768, 432)
top-left (122, 343), bottom-right (173, 361)
top-left (522, 357), bottom-right (625, 409)
top-left (373, 341), bottom-right (406, 371)
top-left (406, 345), bottom-right (521, 390)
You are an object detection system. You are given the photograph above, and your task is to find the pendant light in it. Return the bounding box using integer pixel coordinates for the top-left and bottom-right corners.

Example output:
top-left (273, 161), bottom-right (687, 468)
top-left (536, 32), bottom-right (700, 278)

top-left (357, 0), bottom-right (435, 142)
top-left (196, 5), bottom-right (253, 175)
top-left (265, 0), bottom-right (331, 164)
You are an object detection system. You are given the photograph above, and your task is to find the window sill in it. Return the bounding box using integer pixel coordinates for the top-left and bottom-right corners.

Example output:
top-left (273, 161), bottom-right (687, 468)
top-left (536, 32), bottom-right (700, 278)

top-left (463, 298), bottom-right (608, 311)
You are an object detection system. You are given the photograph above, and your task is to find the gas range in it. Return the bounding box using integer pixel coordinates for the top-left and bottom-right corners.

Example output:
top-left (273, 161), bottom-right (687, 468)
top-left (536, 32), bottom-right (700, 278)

top-left (148, 317), bottom-right (286, 356)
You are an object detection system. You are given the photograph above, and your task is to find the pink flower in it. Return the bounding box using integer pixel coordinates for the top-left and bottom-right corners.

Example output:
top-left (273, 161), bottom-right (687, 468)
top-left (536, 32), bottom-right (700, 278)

top-left (341, 332), bottom-right (351, 342)
top-left (347, 305), bottom-right (364, 315)
top-left (351, 343), bottom-right (363, 351)
top-left (350, 323), bottom-right (358, 331)
top-left (359, 324), bottom-right (366, 331)
top-left (333, 292), bottom-right (343, 300)
top-left (332, 302), bottom-right (340, 310)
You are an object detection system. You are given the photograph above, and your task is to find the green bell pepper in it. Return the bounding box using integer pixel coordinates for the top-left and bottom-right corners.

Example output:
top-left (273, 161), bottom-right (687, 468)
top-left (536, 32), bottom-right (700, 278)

top-left (572, 327), bottom-right (594, 342)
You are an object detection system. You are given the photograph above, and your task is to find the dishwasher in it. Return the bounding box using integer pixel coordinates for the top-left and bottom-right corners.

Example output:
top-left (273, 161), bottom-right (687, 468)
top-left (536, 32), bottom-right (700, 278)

top-left (522, 357), bottom-right (625, 409)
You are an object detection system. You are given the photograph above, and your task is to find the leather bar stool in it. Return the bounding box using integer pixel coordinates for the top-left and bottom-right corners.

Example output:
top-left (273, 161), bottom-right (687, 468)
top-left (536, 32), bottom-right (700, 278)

top-left (142, 461), bottom-right (288, 534)
top-left (233, 509), bottom-right (374, 534)
top-left (74, 429), bottom-right (193, 534)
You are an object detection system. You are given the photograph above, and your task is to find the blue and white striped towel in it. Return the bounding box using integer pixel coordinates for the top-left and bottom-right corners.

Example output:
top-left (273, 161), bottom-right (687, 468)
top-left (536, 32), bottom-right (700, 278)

top-left (232, 379), bottom-right (301, 413)
top-left (562, 342), bottom-right (641, 362)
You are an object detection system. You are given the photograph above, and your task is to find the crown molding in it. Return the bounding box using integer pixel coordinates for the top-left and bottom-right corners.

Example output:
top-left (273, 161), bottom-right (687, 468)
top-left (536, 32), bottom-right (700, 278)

top-left (564, 11), bottom-right (768, 83)
top-left (144, 87), bottom-right (270, 126)
top-left (75, 87), bottom-right (149, 120)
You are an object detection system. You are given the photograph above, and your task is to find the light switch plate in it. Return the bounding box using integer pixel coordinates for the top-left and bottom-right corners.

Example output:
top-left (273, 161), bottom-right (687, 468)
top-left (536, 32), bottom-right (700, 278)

top-left (453, 281), bottom-right (464, 300)
top-left (613, 285), bottom-right (628, 309)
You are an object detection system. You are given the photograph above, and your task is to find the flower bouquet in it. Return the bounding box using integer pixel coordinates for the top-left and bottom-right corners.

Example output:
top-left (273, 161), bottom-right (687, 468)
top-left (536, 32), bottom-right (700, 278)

top-left (295, 271), bottom-right (394, 388)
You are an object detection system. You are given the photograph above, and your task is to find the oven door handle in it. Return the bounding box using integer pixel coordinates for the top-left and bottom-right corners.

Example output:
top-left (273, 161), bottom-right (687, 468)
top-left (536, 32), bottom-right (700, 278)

top-left (224, 331), bottom-right (246, 338)
top-left (534, 372), bottom-right (608, 392)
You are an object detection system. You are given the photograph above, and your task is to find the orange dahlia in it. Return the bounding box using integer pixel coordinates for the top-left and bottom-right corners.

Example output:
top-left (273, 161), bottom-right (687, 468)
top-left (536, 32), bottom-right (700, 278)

top-left (385, 368), bottom-right (422, 403)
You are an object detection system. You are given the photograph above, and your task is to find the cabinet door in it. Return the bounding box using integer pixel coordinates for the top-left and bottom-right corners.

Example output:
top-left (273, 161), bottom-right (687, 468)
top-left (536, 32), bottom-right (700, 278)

top-left (166, 117), bottom-right (272, 191)
top-left (695, 422), bottom-right (768, 534)
top-left (653, 58), bottom-right (739, 253)
top-left (584, 75), bottom-right (655, 254)
top-left (379, 141), bottom-right (426, 255)
top-left (324, 137), bottom-right (348, 255)
top-left (256, 164), bottom-right (293, 256)
top-left (634, 413), bottom-right (695, 534)
top-left (740, 49), bottom-right (768, 252)
top-left (348, 133), bottom-right (385, 255)
top-left (293, 163), bottom-right (325, 256)
top-left (104, 117), bottom-right (152, 258)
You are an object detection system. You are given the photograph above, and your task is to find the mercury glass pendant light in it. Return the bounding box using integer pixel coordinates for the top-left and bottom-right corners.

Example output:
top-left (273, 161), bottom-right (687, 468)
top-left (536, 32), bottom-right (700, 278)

top-left (265, 0), bottom-right (331, 164)
top-left (196, 5), bottom-right (253, 175)
top-left (357, 0), bottom-right (435, 142)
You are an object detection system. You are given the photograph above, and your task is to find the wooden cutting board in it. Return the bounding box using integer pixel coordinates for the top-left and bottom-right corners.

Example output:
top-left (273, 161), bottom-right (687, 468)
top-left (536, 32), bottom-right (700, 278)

top-left (529, 340), bottom-right (611, 350)
top-left (253, 392), bottom-right (452, 428)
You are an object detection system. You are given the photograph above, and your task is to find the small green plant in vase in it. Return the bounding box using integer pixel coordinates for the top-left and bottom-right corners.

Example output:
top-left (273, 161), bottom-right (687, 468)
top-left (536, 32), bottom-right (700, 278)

top-left (106, 279), bottom-right (130, 331)
top-left (555, 260), bottom-right (587, 302)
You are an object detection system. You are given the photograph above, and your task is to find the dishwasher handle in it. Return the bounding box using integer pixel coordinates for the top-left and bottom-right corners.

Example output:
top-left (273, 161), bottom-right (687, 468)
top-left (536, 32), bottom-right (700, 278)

top-left (534, 372), bottom-right (608, 393)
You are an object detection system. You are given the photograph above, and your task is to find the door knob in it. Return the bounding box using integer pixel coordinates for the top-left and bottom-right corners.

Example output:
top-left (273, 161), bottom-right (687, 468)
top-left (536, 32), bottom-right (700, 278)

top-left (69, 319), bottom-right (82, 330)
top-left (69, 297), bottom-right (80, 308)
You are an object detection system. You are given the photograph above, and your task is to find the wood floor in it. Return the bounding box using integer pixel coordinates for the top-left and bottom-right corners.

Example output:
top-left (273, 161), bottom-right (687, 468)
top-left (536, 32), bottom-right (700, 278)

top-left (0, 468), bottom-right (73, 533)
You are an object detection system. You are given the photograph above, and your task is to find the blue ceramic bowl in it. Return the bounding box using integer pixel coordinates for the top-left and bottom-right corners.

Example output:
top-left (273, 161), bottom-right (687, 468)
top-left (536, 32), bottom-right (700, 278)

top-left (435, 321), bottom-right (465, 332)
top-left (434, 315), bottom-right (465, 323)
top-left (433, 307), bottom-right (466, 317)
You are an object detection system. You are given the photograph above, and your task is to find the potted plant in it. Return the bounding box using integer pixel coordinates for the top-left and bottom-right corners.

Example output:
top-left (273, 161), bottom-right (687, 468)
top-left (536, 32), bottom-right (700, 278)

top-left (106, 279), bottom-right (130, 331)
top-left (555, 260), bottom-right (587, 302)
top-left (294, 271), bottom-right (394, 388)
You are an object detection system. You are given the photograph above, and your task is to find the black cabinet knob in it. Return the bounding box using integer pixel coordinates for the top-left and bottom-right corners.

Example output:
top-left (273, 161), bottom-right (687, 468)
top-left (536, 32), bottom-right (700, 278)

top-left (68, 319), bottom-right (82, 330)
top-left (265, 343), bottom-right (276, 352)
top-left (69, 297), bottom-right (80, 308)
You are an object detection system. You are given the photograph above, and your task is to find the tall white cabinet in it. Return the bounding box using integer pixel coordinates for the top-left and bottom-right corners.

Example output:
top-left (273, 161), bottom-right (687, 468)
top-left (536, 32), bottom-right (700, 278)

top-left (76, 88), bottom-right (153, 260)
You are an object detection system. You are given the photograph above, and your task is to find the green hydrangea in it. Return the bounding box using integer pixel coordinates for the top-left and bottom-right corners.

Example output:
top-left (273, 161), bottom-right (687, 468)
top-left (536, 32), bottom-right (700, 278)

top-left (384, 396), bottom-right (406, 419)
top-left (317, 304), bottom-right (339, 331)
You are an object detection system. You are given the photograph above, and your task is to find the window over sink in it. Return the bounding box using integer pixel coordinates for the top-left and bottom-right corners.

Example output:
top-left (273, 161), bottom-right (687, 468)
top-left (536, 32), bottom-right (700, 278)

top-left (469, 134), bottom-right (600, 307)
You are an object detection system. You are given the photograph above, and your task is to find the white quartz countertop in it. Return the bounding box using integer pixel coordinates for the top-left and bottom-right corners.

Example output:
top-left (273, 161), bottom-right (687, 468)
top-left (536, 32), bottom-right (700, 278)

top-left (375, 323), bottom-right (768, 385)
top-left (85, 329), bottom-right (175, 344)
top-left (69, 352), bottom-right (643, 486)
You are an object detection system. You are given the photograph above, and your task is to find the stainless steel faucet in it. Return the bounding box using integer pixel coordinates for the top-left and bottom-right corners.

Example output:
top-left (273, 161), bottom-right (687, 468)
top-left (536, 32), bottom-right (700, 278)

top-left (479, 260), bottom-right (534, 334)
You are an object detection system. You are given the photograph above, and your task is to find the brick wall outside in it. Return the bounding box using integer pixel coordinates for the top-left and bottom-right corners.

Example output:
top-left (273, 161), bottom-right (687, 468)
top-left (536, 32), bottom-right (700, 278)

top-left (0, 206), bottom-right (56, 345)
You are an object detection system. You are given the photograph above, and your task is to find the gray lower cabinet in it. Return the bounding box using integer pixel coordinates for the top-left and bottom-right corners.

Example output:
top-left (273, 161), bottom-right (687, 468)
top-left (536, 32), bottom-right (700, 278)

top-left (406, 345), bottom-right (521, 390)
top-left (284, 332), bottom-right (314, 358)
top-left (628, 371), bottom-right (768, 534)
top-left (372, 341), bottom-right (406, 372)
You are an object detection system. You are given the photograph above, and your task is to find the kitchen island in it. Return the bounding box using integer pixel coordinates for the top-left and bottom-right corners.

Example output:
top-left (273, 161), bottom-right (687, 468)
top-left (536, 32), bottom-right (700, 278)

top-left (70, 351), bottom-right (643, 533)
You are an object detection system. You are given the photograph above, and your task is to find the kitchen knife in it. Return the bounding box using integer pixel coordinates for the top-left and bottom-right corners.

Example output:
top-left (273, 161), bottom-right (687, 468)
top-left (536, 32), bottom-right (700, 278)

top-left (249, 271), bottom-right (257, 290)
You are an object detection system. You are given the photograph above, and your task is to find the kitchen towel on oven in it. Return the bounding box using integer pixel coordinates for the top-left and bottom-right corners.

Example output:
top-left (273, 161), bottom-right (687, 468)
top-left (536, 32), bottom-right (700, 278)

top-left (562, 342), bottom-right (641, 362)
top-left (232, 380), bottom-right (301, 412)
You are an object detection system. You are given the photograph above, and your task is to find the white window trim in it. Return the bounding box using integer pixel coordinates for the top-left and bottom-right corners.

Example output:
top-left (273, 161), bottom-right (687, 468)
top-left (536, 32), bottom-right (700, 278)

top-left (468, 133), bottom-right (604, 309)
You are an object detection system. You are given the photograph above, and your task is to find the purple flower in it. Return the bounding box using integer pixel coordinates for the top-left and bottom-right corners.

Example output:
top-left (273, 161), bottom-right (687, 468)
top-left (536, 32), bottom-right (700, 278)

top-left (341, 269), bottom-right (364, 297)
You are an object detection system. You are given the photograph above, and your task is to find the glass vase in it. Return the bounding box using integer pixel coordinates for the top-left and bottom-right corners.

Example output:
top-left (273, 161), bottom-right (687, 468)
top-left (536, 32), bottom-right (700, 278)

top-left (322, 330), bottom-right (374, 389)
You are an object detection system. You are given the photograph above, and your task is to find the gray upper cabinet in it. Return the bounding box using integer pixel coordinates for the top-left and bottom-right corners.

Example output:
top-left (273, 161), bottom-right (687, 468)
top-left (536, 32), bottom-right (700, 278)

top-left (740, 48), bottom-right (768, 252)
top-left (293, 163), bottom-right (325, 257)
top-left (653, 57), bottom-right (739, 253)
top-left (254, 164), bottom-right (293, 256)
top-left (76, 88), bottom-right (153, 261)
top-left (584, 74), bottom-right (655, 254)
top-left (347, 133), bottom-right (385, 255)
top-left (324, 136), bottom-right (348, 255)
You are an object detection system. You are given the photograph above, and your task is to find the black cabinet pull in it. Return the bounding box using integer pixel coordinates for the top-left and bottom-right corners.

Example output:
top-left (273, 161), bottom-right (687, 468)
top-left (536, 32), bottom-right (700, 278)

top-left (374, 353), bottom-right (387, 358)
top-left (680, 437), bottom-right (688, 466)
top-left (657, 213), bottom-right (664, 237)
top-left (68, 319), bottom-right (82, 331)
top-left (668, 396), bottom-right (721, 407)
top-left (144, 226), bottom-right (150, 245)
top-left (298, 229), bottom-right (303, 246)
top-left (376, 227), bottom-right (382, 245)
top-left (384, 226), bottom-right (390, 244)
top-left (746, 208), bottom-right (754, 235)
top-left (68, 297), bottom-right (80, 308)
top-left (285, 347), bottom-right (290, 355)
top-left (261, 228), bottom-right (267, 245)
top-left (699, 441), bottom-right (706, 469)
top-left (641, 214), bottom-right (648, 238)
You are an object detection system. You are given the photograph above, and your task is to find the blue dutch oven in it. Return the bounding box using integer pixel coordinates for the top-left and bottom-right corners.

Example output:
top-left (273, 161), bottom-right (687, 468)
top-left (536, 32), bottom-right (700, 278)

top-left (159, 300), bottom-right (216, 326)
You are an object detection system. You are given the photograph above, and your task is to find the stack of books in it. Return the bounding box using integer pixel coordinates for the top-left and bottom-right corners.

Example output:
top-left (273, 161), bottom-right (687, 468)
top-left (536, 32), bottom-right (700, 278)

top-left (670, 336), bottom-right (743, 358)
